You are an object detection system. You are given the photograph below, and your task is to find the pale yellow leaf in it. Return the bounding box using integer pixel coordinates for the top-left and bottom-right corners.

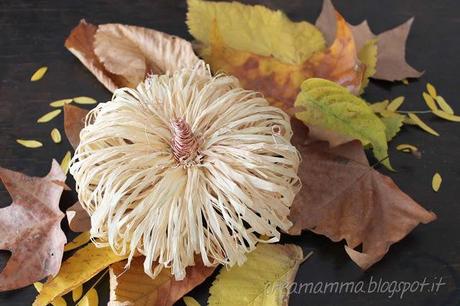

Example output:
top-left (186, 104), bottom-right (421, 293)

top-left (434, 96), bottom-right (454, 115)
top-left (208, 244), bottom-right (304, 306)
top-left (33, 243), bottom-right (127, 306)
top-left (426, 83), bottom-right (437, 97)
top-left (78, 288), bottom-right (98, 306)
top-left (73, 96), bottom-right (97, 105)
top-left (402, 79), bottom-right (409, 85)
top-left (183, 296), bottom-right (201, 306)
top-left (50, 99), bottom-right (73, 108)
top-left (387, 96), bottom-right (405, 112)
top-left (422, 92), bottom-right (437, 111)
top-left (16, 139), bottom-right (43, 148)
top-left (408, 113), bottom-right (439, 136)
top-left (60, 151), bottom-right (72, 175)
top-left (72, 285), bottom-right (83, 302)
top-left (51, 128), bottom-right (62, 144)
top-left (64, 232), bottom-right (91, 252)
top-left (432, 173), bottom-right (442, 192)
top-left (358, 39), bottom-right (377, 93)
top-left (31, 66), bottom-right (48, 81)
top-left (432, 109), bottom-right (460, 122)
top-left (37, 109), bottom-right (62, 123)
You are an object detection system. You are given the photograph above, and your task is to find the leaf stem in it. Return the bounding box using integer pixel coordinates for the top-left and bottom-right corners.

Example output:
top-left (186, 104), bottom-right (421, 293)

top-left (397, 110), bottom-right (432, 114)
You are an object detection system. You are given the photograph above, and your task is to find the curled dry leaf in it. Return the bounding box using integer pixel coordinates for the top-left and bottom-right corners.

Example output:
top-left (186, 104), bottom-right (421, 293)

top-left (63, 104), bottom-right (89, 149)
top-left (65, 19), bottom-right (200, 92)
top-left (288, 120), bottom-right (437, 270)
top-left (0, 161), bottom-right (67, 291)
top-left (66, 201), bottom-right (91, 233)
top-left (109, 256), bottom-right (215, 306)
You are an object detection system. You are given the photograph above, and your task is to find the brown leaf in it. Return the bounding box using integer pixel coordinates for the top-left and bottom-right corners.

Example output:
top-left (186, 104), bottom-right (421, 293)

top-left (109, 257), bottom-right (215, 306)
top-left (66, 201), bottom-right (91, 233)
top-left (0, 161), bottom-right (67, 291)
top-left (64, 104), bottom-right (89, 149)
top-left (65, 20), bottom-right (200, 92)
top-left (288, 119), bottom-right (436, 270)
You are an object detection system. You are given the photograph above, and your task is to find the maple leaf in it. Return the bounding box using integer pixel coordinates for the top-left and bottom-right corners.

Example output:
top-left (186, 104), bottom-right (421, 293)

top-left (64, 104), bottom-right (89, 149)
top-left (187, 0), bottom-right (364, 111)
top-left (0, 161), bottom-right (67, 291)
top-left (109, 256), bottom-right (215, 306)
top-left (65, 20), bottom-right (200, 92)
top-left (288, 120), bottom-right (437, 270)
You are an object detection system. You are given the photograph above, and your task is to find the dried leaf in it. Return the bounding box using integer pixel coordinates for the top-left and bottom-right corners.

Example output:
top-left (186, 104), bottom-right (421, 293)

top-left (37, 109), bottom-right (62, 123)
top-left (432, 109), bottom-right (460, 122)
top-left (183, 296), bottom-right (201, 306)
top-left (434, 96), bottom-right (454, 115)
top-left (72, 285), bottom-right (83, 302)
top-left (387, 96), bottom-right (405, 112)
top-left (427, 83), bottom-right (437, 97)
top-left (16, 139), bottom-right (43, 148)
top-left (295, 78), bottom-right (392, 169)
top-left (34, 282), bottom-right (67, 306)
top-left (288, 121), bottom-right (437, 269)
top-left (64, 232), bottom-right (91, 252)
top-left (109, 256), bottom-right (215, 306)
top-left (79, 288), bottom-right (99, 306)
top-left (0, 161), bottom-right (66, 291)
top-left (50, 99), bottom-right (73, 108)
top-left (31, 66), bottom-right (48, 81)
top-left (66, 201), bottom-right (91, 233)
top-left (423, 92), bottom-right (438, 111)
top-left (60, 151), bottom-right (72, 175)
top-left (33, 243), bottom-right (127, 306)
top-left (432, 173), bottom-right (442, 192)
top-left (51, 128), bottom-right (62, 143)
top-left (408, 113), bottom-right (439, 136)
top-left (73, 96), bottom-right (97, 105)
top-left (64, 104), bottom-right (89, 149)
top-left (189, 1), bottom-right (364, 110)
top-left (208, 244), bottom-right (303, 306)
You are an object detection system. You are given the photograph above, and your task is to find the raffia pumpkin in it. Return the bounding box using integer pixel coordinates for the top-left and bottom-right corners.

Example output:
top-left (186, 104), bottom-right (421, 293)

top-left (70, 62), bottom-right (301, 280)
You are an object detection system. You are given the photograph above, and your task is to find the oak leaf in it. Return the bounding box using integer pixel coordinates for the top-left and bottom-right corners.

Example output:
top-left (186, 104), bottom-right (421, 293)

top-left (109, 256), bottom-right (215, 306)
top-left (288, 120), bottom-right (437, 270)
top-left (0, 161), bottom-right (67, 291)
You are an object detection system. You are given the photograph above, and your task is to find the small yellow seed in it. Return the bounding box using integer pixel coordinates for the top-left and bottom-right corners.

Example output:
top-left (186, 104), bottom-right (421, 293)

top-left (396, 144), bottom-right (418, 152)
top-left (426, 83), bottom-right (437, 97)
top-left (49, 98), bottom-right (73, 107)
top-left (60, 151), bottom-right (72, 175)
top-left (434, 96), bottom-right (454, 115)
top-left (50, 128), bottom-right (62, 143)
top-left (387, 96), bottom-right (405, 112)
top-left (31, 66), bottom-right (48, 81)
top-left (408, 113), bottom-right (439, 136)
top-left (422, 92), bottom-right (437, 111)
top-left (432, 109), bottom-right (460, 122)
top-left (432, 172), bottom-right (442, 192)
top-left (402, 79), bottom-right (409, 85)
top-left (16, 139), bottom-right (43, 148)
top-left (73, 96), bottom-right (97, 105)
top-left (37, 109), bottom-right (62, 123)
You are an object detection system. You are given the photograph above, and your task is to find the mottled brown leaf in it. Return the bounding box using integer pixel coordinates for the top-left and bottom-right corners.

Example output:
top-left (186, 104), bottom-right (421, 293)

top-left (64, 104), bottom-right (89, 149)
top-left (0, 161), bottom-right (67, 291)
top-left (66, 201), bottom-right (91, 233)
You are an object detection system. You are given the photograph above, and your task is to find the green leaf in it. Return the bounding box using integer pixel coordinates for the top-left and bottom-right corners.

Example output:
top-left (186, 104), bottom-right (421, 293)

top-left (208, 244), bottom-right (304, 306)
top-left (380, 113), bottom-right (405, 141)
top-left (295, 78), bottom-right (392, 169)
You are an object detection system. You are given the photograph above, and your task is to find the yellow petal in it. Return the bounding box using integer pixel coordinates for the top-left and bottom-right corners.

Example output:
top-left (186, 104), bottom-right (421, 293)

top-left (17, 139), bottom-right (43, 148)
top-left (422, 92), bottom-right (437, 111)
top-left (50, 99), bottom-right (73, 107)
top-left (73, 96), bottom-right (97, 105)
top-left (183, 296), bottom-right (201, 306)
top-left (387, 96), bottom-right (405, 112)
top-left (432, 109), bottom-right (460, 122)
top-left (408, 113), bottom-right (439, 136)
top-left (396, 144), bottom-right (418, 153)
top-left (426, 83), bottom-right (437, 97)
top-left (31, 66), bottom-right (48, 81)
top-left (434, 96), bottom-right (454, 115)
top-left (432, 172), bottom-right (442, 192)
top-left (37, 109), bottom-right (62, 123)
top-left (72, 285), bottom-right (83, 302)
top-left (51, 128), bottom-right (62, 143)
top-left (64, 232), bottom-right (91, 252)
top-left (79, 288), bottom-right (98, 306)
top-left (60, 151), bottom-right (72, 175)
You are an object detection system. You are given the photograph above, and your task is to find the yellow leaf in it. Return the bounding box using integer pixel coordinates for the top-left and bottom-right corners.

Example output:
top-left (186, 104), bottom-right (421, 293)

top-left (16, 139), bottom-right (43, 148)
top-left (33, 282), bottom-right (67, 306)
top-left (60, 151), bottom-right (72, 175)
top-left (370, 100), bottom-right (389, 113)
top-left (33, 243), bottom-right (127, 306)
top-left (426, 83), bottom-right (437, 97)
top-left (432, 109), bottom-right (460, 122)
top-left (387, 96), bottom-right (405, 112)
top-left (380, 112), bottom-right (405, 141)
top-left (64, 232), bottom-right (91, 252)
top-left (37, 109), bottom-right (62, 123)
top-left (31, 66), bottom-right (48, 81)
top-left (422, 92), bottom-right (437, 111)
top-left (208, 244), bottom-right (304, 306)
top-left (434, 96), bottom-right (454, 115)
top-left (50, 99), bottom-right (73, 107)
top-left (396, 144), bottom-right (418, 153)
top-left (358, 39), bottom-right (378, 93)
top-left (187, 0), bottom-right (325, 65)
top-left (78, 288), bottom-right (98, 306)
top-left (73, 96), bottom-right (97, 105)
top-left (408, 113), bottom-right (439, 136)
top-left (402, 79), bottom-right (409, 85)
top-left (72, 285), bottom-right (83, 302)
top-left (184, 296), bottom-right (201, 306)
top-left (51, 128), bottom-right (62, 144)
top-left (295, 78), bottom-right (392, 169)
top-left (432, 172), bottom-right (442, 192)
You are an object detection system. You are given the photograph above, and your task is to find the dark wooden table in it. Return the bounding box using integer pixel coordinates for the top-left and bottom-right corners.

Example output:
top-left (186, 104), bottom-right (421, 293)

top-left (1, 1), bottom-right (459, 305)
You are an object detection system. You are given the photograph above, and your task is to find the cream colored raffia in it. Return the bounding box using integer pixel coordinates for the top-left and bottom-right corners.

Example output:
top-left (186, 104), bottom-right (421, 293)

top-left (70, 61), bottom-right (301, 280)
